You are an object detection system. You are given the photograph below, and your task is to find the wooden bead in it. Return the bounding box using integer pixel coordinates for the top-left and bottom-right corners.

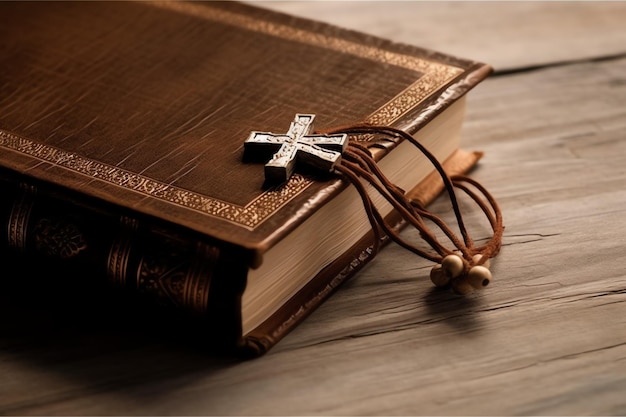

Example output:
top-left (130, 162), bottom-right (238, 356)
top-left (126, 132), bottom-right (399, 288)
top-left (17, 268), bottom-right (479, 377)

top-left (430, 264), bottom-right (450, 287)
top-left (467, 265), bottom-right (492, 289)
top-left (472, 254), bottom-right (490, 269)
top-left (442, 254), bottom-right (464, 278)
top-left (451, 277), bottom-right (474, 295)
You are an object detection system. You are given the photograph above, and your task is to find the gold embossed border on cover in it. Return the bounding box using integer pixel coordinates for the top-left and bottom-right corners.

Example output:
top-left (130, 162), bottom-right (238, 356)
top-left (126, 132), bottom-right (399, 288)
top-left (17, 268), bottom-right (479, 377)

top-left (0, 2), bottom-right (463, 230)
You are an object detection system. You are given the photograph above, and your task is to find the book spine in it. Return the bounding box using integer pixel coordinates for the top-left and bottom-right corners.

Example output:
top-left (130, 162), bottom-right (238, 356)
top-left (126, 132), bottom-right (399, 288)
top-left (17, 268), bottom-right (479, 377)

top-left (0, 169), bottom-right (247, 349)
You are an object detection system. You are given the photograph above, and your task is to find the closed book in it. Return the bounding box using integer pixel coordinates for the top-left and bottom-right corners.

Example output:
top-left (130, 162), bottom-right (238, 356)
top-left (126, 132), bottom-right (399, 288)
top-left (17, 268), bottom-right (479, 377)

top-left (0, 1), bottom-right (491, 356)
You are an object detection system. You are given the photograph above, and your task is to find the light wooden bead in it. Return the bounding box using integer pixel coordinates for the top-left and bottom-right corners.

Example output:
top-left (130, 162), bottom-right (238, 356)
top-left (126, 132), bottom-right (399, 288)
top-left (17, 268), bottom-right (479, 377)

top-left (472, 254), bottom-right (490, 269)
top-left (442, 254), bottom-right (464, 278)
top-left (430, 264), bottom-right (450, 287)
top-left (467, 265), bottom-right (492, 289)
top-left (451, 277), bottom-right (474, 295)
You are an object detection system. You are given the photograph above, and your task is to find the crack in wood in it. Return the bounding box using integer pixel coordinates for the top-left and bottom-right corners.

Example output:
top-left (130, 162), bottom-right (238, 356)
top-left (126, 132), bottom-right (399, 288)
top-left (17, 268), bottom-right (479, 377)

top-left (492, 52), bottom-right (626, 77)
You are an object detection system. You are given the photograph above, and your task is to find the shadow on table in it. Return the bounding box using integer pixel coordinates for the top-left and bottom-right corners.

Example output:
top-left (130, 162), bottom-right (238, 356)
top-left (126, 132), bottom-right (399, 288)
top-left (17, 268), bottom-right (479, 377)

top-left (421, 286), bottom-right (485, 334)
top-left (0, 262), bottom-right (242, 395)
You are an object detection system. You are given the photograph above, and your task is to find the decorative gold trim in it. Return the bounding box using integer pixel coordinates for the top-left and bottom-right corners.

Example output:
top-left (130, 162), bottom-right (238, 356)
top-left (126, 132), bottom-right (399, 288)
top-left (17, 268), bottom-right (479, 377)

top-left (151, 2), bottom-right (463, 126)
top-left (136, 240), bottom-right (217, 315)
top-left (366, 72), bottom-right (455, 125)
top-left (152, 2), bottom-right (462, 76)
top-left (0, 3), bottom-right (464, 230)
top-left (107, 216), bottom-right (140, 288)
top-left (33, 217), bottom-right (87, 258)
top-left (0, 130), bottom-right (313, 230)
top-left (7, 183), bottom-right (37, 250)
top-left (184, 242), bottom-right (216, 315)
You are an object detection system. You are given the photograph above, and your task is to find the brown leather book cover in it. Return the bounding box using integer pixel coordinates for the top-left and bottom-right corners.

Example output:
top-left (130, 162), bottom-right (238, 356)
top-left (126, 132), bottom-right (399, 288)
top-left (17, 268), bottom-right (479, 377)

top-left (0, 1), bottom-right (491, 356)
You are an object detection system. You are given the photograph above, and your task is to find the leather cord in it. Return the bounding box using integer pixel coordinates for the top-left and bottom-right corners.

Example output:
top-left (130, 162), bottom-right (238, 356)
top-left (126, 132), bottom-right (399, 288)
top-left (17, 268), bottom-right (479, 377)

top-left (323, 124), bottom-right (504, 289)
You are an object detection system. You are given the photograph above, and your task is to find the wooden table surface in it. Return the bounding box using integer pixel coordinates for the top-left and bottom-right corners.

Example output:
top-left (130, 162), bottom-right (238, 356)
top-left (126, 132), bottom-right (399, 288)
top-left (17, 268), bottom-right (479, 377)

top-left (2, 2), bottom-right (626, 415)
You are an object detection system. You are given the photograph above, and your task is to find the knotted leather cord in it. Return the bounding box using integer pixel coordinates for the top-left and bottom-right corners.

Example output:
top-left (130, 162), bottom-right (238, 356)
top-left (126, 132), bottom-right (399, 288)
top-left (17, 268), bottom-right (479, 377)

top-left (322, 124), bottom-right (504, 273)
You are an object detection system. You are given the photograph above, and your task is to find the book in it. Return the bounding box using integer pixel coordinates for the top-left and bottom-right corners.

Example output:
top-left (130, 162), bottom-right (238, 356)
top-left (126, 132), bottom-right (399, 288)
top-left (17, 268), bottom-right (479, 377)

top-left (0, 1), bottom-right (491, 356)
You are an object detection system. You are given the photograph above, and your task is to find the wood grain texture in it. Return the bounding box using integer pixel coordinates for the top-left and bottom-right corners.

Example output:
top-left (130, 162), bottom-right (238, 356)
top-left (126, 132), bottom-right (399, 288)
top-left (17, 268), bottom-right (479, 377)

top-left (255, 1), bottom-right (626, 72)
top-left (2, 2), bottom-right (626, 415)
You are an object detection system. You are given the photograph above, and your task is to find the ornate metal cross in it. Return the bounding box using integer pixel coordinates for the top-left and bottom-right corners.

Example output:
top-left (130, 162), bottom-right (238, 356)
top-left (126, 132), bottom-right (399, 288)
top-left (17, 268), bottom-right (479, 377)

top-left (244, 114), bottom-right (348, 184)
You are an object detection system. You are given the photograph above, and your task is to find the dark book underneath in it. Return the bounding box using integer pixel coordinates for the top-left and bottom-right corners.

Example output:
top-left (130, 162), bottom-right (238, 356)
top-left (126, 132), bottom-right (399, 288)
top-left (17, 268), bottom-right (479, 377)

top-left (0, 1), bottom-right (491, 356)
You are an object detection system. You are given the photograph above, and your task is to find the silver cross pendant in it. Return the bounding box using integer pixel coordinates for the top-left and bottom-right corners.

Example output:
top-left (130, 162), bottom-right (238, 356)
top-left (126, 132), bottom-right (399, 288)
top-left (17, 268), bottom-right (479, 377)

top-left (244, 114), bottom-right (348, 184)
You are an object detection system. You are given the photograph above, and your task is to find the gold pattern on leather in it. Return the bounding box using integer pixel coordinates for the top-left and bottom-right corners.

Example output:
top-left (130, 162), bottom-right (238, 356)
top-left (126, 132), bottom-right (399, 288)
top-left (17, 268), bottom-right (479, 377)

top-left (154, 2), bottom-right (462, 126)
top-left (136, 241), bottom-right (217, 315)
top-left (154, 2), bottom-right (461, 75)
top-left (107, 216), bottom-right (139, 288)
top-left (7, 183), bottom-right (37, 250)
top-left (0, 130), bottom-right (312, 229)
top-left (33, 217), bottom-right (87, 258)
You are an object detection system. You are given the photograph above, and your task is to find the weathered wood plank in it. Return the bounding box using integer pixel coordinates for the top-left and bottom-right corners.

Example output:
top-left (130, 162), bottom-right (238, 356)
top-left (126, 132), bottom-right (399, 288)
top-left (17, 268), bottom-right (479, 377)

top-left (254, 1), bottom-right (626, 72)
